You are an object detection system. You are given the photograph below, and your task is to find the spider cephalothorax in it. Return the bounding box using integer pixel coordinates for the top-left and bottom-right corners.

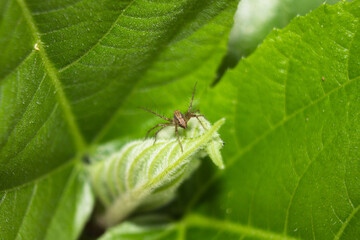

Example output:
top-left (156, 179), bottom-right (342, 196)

top-left (141, 83), bottom-right (206, 152)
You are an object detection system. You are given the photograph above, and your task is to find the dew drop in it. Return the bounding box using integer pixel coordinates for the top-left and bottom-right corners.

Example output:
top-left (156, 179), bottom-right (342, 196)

top-left (34, 43), bottom-right (40, 51)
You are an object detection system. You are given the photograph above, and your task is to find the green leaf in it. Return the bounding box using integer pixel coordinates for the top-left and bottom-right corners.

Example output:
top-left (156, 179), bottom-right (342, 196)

top-left (99, 220), bottom-right (178, 240)
top-left (89, 118), bottom-right (224, 227)
top-left (104, 1), bottom-right (360, 239)
top-left (0, 163), bottom-right (94, 240)
top-left (0, 0), bottom-right (237, 239)
top-left (194, 1), bottom-right (360, 239)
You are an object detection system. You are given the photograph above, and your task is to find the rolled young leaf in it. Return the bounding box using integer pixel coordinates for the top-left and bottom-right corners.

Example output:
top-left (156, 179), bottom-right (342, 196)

top-left (89, 118), bottom-right (225, 227)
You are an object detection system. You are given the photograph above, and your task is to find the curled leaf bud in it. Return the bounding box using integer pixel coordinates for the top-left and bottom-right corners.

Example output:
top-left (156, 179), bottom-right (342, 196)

top-left (89, 118), bottom-right (225, 227)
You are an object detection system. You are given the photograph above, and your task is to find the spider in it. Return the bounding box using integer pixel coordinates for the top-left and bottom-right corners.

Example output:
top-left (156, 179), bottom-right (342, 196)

top-left (141, 83), bottom-right (206, 152)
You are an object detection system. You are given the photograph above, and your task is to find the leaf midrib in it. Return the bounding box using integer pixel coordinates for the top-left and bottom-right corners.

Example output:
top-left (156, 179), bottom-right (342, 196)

top-left (15, 0), bottom-right (86, 152)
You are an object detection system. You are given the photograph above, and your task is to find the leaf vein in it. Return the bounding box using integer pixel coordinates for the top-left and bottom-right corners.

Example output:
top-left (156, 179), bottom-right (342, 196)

top-left (41, 20), bottom-right (86, 35)
top-left (100, 42), bottom-right (150, 51)
top-left (283, 116), bottom-right (343, 234)
top-left (0, 158), bottom-right (76, 193)
top-left (334, 204), bottom-right (360, 240)
top-left (4, 104), bottom-right (58, 163)
top-left (42, 167), bottom-right (78, 240)
top-left (122, 8), bottom-right (181, 20)
top-left (0, 192), bottom-right (7, 207)
top-left (116, 21), bottom-right (165, 33)
top-left (14, 184), bottom-right (38, 240)
top-left (58, 0), bottom-right (137, 72)
top-left (32, 0), bottom-right (83, 16)
top-left (0, 51), bottom-right (34, 82)
top-left (0, 73), bottom-right (46, 153)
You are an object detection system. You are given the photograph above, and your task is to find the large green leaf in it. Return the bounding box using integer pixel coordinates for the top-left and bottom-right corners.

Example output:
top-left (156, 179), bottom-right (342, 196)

top-left (104, 1), bottom-right (360, 239)
top-left (0, 0), bottom-right (237, 239)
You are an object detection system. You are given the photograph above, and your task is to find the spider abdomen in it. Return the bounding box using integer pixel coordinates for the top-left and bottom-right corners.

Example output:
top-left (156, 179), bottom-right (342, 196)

top-left (174, 110), bottom-right (187, 129)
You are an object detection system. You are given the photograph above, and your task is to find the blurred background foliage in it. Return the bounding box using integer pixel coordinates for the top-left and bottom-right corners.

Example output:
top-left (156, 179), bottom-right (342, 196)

top-left (217, 0), bottom-right (352, 84)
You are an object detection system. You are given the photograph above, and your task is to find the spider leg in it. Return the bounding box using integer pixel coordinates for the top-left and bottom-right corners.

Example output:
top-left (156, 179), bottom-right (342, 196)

top-left (195, 116), bottom-right (207, 130)
top-left (190, 114), bottom-right (207, 130)
top-left (146, 123), bottom-right (167, 138)
top-left (187, 82), bottom-right (197, 114)
top-left (175, 124), bottom-right (184, 152)
top-left (140, 107), bottom-right (172, 122)
top-left (153, 123), bottom-right (173, 144)
top-left (185, 109), bottom-right (198, 120)
top-left (191, 113), bottom-right (207, 120)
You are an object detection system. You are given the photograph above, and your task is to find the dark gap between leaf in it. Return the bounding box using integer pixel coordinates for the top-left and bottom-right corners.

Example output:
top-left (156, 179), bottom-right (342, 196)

top-left (212, 49), bottom-right (240, 87)
top-left (80, 201), bottom-right (106, 240)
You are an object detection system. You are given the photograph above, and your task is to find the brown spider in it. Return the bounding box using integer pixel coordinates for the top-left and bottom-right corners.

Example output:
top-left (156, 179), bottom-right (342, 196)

top-left (141, 83), bottom-right (206, 152)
